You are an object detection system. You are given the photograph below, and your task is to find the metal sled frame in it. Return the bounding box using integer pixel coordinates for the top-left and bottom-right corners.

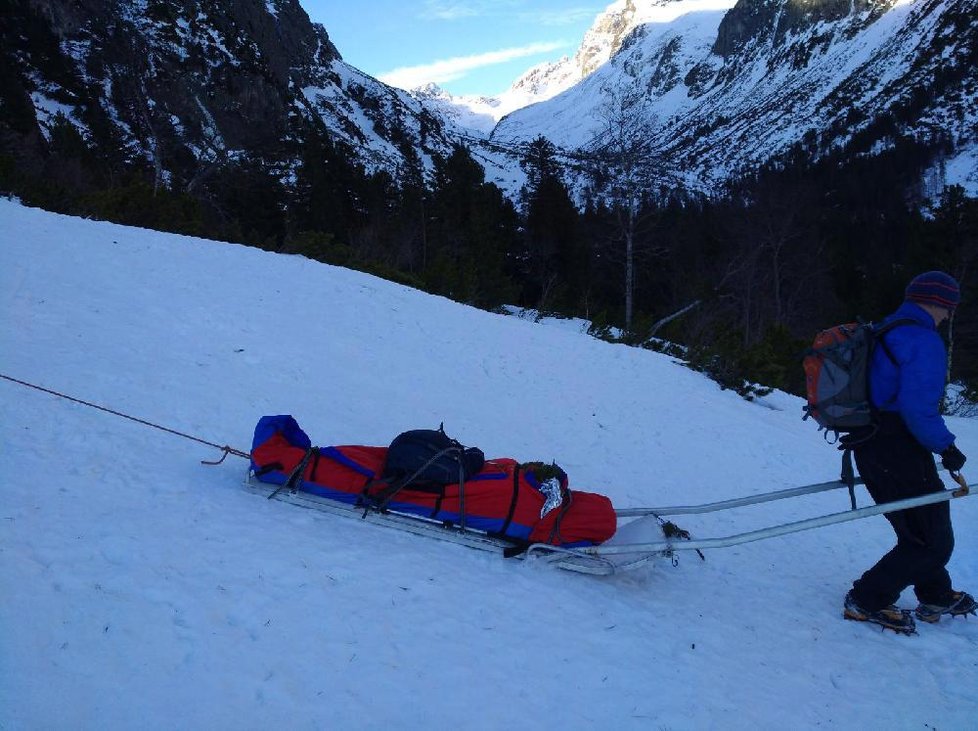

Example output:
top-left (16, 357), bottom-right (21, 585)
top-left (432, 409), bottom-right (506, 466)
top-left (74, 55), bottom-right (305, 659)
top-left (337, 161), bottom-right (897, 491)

top-left (246, 474), bottom-right (973, 576)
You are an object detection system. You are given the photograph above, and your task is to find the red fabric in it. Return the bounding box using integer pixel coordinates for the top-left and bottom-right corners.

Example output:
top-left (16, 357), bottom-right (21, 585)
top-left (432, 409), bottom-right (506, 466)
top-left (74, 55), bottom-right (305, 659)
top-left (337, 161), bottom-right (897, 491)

top-left (251, 433), bottom-right (616, 546)
top-left (528, 491), bottom-right (617, 545)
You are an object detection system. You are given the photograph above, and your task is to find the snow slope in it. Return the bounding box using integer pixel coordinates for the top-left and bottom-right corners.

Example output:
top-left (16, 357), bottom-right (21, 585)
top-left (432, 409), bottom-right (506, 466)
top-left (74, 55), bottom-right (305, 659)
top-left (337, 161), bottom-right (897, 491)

top-left (2, 199), bottom-right (977, 729)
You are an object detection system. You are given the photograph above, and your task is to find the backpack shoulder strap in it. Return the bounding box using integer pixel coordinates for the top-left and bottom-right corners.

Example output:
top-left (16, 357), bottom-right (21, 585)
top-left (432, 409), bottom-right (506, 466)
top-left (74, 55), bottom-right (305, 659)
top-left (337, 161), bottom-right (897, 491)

top-left (873, 317), bottom-right (918, 365)
top-left (873, 317), bottom-right (918, 335)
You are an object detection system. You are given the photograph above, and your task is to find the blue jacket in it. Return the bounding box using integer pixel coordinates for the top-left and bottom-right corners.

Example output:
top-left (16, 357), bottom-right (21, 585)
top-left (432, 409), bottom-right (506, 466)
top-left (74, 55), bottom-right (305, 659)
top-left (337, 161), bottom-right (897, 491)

top-left (870, 301), bottom-right (955, 453)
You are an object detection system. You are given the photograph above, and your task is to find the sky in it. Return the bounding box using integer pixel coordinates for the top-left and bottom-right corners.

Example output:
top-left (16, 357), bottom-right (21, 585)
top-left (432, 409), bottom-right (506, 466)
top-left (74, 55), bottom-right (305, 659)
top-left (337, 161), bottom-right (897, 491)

top-left (3, 197), bottom-right (978, 728)
top-left (301, 0), bottom-right (608, 96)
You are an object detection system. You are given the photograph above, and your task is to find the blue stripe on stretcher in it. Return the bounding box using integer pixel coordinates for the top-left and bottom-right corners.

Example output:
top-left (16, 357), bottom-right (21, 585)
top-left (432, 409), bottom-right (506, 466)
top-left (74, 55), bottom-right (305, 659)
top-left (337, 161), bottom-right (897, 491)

top-left (319, 446), bottom-right (377, 479)
top-left (384, 500), bottom-right (534, 540)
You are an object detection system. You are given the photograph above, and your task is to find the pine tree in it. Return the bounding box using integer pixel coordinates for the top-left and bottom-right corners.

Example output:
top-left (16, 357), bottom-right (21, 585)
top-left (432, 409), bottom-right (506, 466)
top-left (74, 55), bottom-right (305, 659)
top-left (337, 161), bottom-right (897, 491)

top-left (519, 137), bottom-right (585, 312)
top-left (291, 127), bottom-right (362, 244)
top-left (426, 144), bottom-right (519, 307)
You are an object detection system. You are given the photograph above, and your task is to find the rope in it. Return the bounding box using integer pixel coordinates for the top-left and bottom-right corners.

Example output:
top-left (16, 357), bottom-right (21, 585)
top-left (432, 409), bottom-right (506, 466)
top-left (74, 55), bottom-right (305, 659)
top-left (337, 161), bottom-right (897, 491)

top-left (0, 373), bottom-right (250, 463)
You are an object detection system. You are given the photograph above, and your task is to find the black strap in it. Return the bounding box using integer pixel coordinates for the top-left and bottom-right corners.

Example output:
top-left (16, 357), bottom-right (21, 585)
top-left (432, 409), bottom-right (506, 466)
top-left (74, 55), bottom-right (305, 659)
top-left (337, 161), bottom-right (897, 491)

top-left (361, 445), bottom-right (461, 517)
top-left (253, 462), bottom-right (283, 477)
top-left (503, 487), bottom-right (573, 558)
top-left (841, 448), bottom-right (857, 511)
top-left (877, 337), bottom-right (898, 367)
top-left (309, 449), bottom-right (322, 482)
top-left (874, 317), bottom-right (917, 365)
top-left (546, 485), bottom-right (573, 545)
top-left (359, 475), bottom-right (389, 501)
top-left (492, 465), bottom-right (522, 539)
top-left (871, 317), bottom-right (918, 415)
top-left (359, 476), bottom-right (399, 517)
top-left (268, 447), bottom-right (318, 500)
top-left (457, 461), bottom-right (466, 531)
top-left (431, 485), bottom-right (446, 520)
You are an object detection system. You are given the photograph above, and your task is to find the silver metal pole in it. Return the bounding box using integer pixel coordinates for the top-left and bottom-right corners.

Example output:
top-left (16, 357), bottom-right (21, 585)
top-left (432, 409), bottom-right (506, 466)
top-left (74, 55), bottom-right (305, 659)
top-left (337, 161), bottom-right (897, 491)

top-left (614, 478), bottom-right (859, 518)
top-left (582, 486), bottom-right (973, 556)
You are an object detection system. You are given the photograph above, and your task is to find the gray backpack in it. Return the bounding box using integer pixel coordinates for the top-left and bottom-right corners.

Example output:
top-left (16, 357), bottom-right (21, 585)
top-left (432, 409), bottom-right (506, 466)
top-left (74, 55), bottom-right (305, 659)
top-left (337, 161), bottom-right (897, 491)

top-left (802, 318), bottom-right (914, 435)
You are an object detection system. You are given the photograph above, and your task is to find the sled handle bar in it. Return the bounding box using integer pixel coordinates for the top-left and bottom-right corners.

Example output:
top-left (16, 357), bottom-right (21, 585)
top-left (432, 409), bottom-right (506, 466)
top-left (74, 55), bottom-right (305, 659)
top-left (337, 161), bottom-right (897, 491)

top-left (615, 478), bottom-right (860, 518)
top-left (617, 466), bottom-right (967, 519)
top-left (567, 483), bottom-right (975, 557)
top-left (951, 471), bottom-right (969, 496)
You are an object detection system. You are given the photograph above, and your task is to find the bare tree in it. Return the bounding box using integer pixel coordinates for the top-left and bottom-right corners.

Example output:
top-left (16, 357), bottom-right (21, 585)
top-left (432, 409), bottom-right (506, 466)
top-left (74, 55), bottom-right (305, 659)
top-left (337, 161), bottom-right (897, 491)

top-left (585, 84), bottom-right (663, 332)
top-left (724, 181), bottom-right (826, 346)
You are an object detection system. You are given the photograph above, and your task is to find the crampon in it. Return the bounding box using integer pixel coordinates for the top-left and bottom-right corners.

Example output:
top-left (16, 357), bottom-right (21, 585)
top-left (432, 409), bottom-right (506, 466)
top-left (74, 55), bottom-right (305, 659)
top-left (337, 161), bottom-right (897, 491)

top-left (844, 593), bottom-right (917, 635)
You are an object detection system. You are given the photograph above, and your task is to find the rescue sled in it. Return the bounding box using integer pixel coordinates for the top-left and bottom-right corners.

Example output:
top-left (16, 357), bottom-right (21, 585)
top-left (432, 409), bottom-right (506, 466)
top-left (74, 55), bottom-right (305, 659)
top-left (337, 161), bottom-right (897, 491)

top-left (249, 415), bottom-right (617, 549)
top-left (247, 416), bottom-right (974, 576)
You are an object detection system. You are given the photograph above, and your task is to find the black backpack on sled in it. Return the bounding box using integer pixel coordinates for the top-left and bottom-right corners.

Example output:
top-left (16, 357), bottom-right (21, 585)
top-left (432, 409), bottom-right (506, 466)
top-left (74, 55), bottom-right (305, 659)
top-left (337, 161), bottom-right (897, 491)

top-left (383, 426), bottom-right (485, 487)
top-left (361, 425), bottom-right (485, 514)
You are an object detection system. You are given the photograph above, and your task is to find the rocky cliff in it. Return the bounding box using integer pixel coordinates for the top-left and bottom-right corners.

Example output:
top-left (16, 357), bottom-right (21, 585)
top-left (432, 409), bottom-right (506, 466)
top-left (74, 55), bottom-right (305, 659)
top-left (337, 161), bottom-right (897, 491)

top-left (1, 0), bottom-right (458, 191)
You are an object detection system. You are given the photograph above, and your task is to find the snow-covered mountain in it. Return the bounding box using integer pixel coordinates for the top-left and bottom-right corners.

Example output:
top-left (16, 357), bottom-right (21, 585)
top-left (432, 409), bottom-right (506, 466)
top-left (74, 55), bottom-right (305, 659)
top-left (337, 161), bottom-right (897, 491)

top-left (490, 0), bottom-right (978, 195)
top-left (416, 0), bottom-right (740, 132)
top-left (4, 0), bottom-right (975, 203)
top-left (2, 0), bottom-right (472, 187)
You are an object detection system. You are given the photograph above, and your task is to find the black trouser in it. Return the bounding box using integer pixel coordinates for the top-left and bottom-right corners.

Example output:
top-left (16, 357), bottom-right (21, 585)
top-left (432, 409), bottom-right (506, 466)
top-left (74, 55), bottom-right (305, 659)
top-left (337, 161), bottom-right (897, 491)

top-left (850, 414), bottom-right (954, 611)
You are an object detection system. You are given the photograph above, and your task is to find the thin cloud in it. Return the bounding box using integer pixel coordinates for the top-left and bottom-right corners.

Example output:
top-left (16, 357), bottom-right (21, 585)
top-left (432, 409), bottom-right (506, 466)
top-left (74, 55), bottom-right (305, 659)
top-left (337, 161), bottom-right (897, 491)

top-left (380, 41), bottom-right (569, 90)
top-left (421, 0), bottom-right (520, 21)
top-left (421, 2), bottom-right (479, 20)
top-left (421, 1), bottom-right (601, 26)
top-left (521, 7), bottom-right (602, 26)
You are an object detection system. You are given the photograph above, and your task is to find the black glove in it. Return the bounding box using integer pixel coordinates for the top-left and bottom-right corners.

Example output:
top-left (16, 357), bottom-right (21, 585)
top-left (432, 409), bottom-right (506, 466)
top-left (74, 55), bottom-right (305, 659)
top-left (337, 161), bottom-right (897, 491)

top-left (941, 443), bottom-right (967, 472)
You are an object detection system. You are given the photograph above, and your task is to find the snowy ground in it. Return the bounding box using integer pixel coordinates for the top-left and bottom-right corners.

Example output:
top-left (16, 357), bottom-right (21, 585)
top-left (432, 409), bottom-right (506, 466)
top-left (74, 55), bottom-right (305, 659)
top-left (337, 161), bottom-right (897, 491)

top-left (2, 199), bottom-right (977, 730)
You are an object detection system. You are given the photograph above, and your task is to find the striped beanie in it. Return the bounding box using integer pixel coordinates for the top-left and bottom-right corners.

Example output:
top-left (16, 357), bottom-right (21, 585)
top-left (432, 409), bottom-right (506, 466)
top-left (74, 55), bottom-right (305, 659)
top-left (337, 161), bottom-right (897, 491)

top-left (905, 270), bottom-right (960, 311)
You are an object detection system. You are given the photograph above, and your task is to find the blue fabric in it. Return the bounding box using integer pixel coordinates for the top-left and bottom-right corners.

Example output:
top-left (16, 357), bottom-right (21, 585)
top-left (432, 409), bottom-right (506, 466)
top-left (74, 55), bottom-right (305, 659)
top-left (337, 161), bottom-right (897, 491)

top-left (250, 415), bottom-right (311, 471)
top-left (293, 479), bottom-right (365, 506)
top-left (385, 501), bottom-right (532, 538)
top-left (870, 301), bottom-right (955, 453)
top-left (905, 270), bottom-right (960, 310)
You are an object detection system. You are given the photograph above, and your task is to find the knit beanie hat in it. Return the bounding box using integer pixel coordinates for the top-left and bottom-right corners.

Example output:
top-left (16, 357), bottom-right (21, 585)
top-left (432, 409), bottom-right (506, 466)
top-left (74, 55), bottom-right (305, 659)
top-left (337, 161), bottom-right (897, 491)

top-left (905, 270), bottom-right (960, 311)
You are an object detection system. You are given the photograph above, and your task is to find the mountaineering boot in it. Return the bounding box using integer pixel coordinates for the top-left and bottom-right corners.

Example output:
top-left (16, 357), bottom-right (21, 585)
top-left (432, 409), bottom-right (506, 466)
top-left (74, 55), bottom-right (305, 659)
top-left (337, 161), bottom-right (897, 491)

top-left (914, 591), bottom-right (978, 624)
top-left (843, 592), bottom-right (917, 635)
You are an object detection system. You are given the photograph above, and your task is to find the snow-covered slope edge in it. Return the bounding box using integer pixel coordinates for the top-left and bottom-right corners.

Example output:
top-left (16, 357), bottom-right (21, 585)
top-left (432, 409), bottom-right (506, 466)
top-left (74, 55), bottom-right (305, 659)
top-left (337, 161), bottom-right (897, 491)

top-left (2, 199), bottom-right (977, 728)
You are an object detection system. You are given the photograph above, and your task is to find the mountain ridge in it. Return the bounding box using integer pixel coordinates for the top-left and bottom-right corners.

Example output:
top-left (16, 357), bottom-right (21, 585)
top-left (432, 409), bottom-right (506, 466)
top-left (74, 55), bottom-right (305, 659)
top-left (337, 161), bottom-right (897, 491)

top-left (2, 0), bottom-right (975, 205)
top-left (489, 0), bottom-right (978, 198)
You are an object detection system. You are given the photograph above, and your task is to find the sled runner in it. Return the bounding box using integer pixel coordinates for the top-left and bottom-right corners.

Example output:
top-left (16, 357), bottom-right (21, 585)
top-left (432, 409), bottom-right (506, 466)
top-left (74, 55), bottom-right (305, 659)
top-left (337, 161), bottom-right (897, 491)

top-left (248, 415), bottom-right (974, 576)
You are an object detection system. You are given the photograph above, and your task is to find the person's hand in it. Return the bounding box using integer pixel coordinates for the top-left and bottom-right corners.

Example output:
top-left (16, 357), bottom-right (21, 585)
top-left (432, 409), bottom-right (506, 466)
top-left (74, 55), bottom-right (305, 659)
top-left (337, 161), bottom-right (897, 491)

top-left (941, 443), bottom-right (967, 473)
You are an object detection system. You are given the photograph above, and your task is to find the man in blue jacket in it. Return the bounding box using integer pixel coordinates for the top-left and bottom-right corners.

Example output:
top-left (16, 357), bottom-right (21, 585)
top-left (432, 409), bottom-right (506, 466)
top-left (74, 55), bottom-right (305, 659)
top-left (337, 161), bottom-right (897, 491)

top-left (844, 271), bottom-right (976, 633)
